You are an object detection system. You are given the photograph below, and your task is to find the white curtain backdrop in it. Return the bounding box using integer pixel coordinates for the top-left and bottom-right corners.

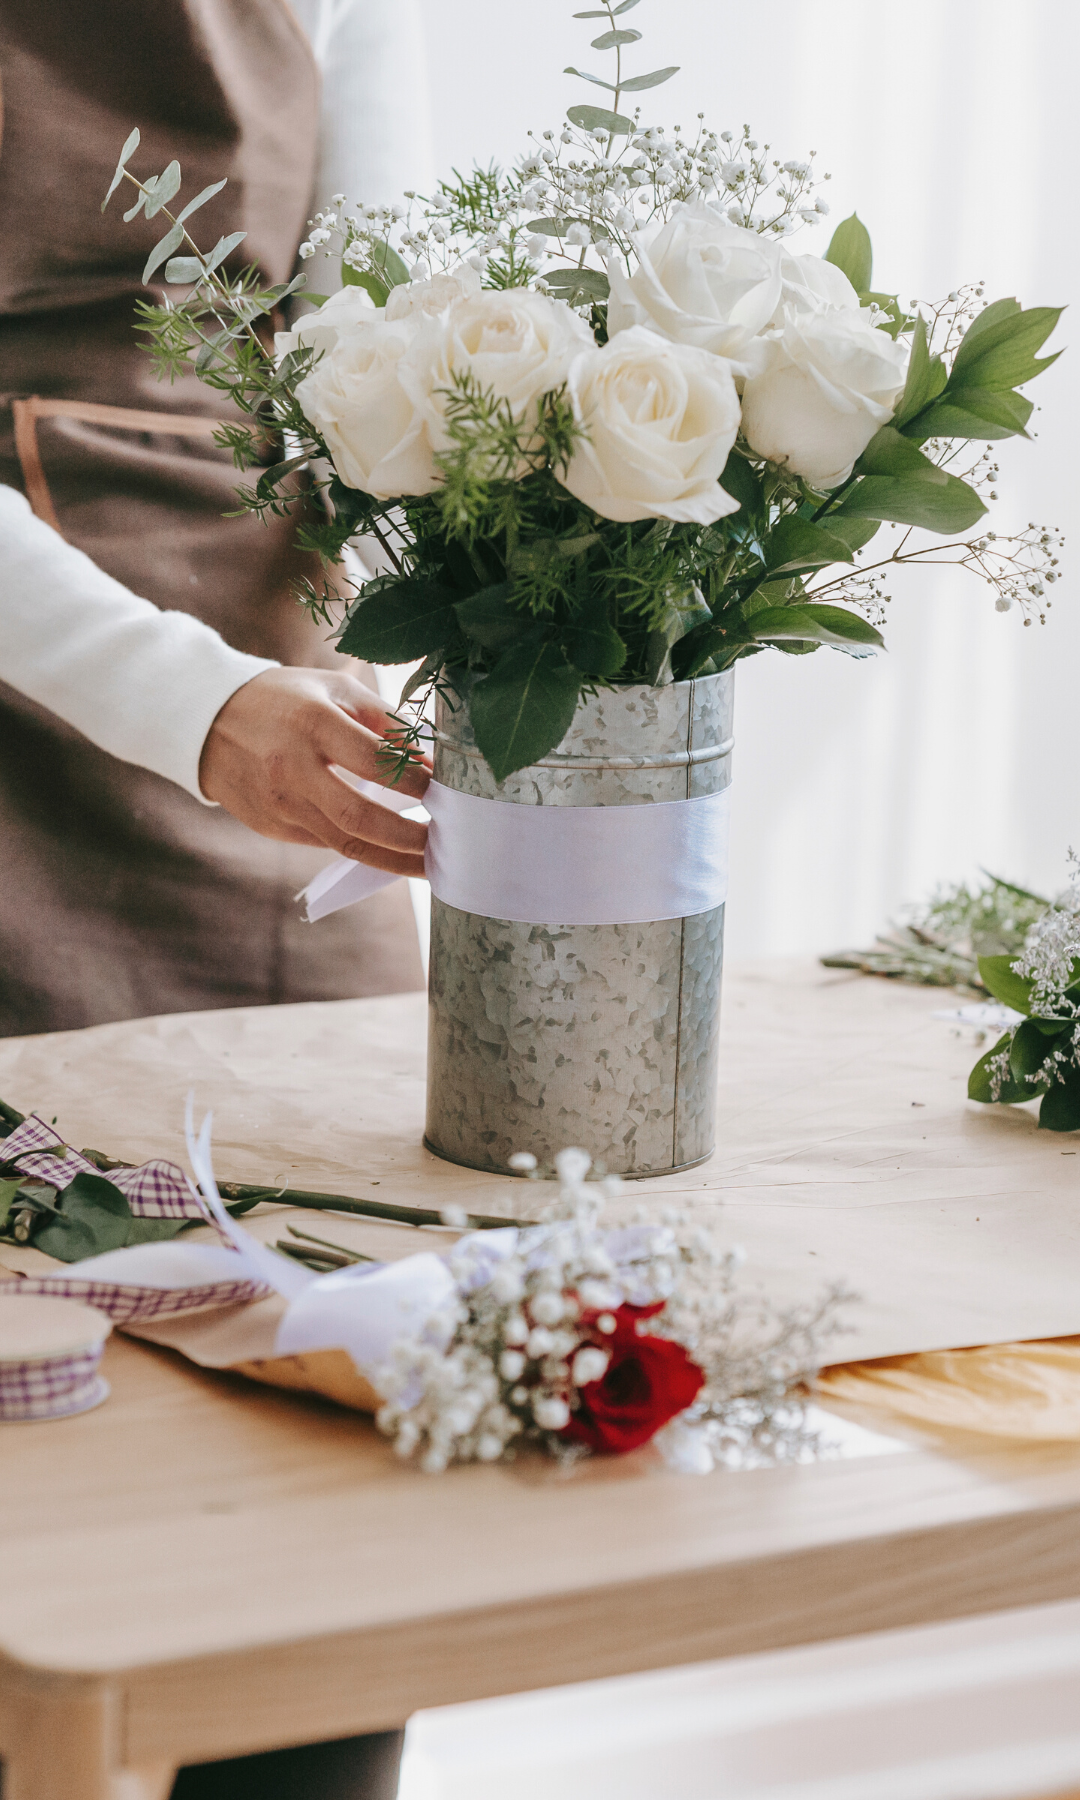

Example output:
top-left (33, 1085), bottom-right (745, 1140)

top-left (413, 0), bottom-right (1078, 960)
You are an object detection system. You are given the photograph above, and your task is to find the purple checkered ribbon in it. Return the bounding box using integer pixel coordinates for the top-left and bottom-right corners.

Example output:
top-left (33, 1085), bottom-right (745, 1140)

top-left (5, 1272), bottom-right (270, 1322)
top-left (2, 1116), bottom-right (206, 1220)
top-left (0, 1343), bottom-right (107, 1422)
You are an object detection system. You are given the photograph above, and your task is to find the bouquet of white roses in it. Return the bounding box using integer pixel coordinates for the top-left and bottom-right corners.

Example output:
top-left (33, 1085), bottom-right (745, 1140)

top-left (105, 0), bottom-right (1063, 781)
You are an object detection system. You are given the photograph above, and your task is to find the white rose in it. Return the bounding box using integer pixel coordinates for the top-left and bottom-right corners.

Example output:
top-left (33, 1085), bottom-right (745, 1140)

top-left (274, 283), bottom-right (377, 363)
top-left (558, 325), bottom-right (742, 525)
top-left (739, 307), bottom-right (909, 488)
top-left (774, 250), bottom-right (861, 322)
top-left (606, 201), bottom-right (783, 369)
top-left (399, 286), bottom-right (594, 469)
top-left (293, 313), bottom-right (440, 499)
top-left (385, 263), bottom-right (482, 322)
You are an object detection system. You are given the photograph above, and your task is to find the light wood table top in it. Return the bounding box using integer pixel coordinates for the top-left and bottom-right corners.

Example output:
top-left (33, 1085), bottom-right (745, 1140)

top-left (1, 964), bottom-right (1078, 1799)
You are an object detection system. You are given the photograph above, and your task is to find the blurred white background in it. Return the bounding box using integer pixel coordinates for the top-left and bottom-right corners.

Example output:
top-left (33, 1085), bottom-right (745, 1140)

top-left (411, 0), bottom-right (1078, 960)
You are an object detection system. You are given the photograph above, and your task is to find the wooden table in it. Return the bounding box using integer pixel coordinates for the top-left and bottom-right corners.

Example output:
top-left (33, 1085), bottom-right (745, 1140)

top-left (3, 965), bottom-right (1080, 1800)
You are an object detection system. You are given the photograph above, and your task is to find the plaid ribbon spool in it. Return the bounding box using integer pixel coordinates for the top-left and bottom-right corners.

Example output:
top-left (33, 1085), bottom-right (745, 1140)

top-left (0, 1296), bottom-right (112, 1423)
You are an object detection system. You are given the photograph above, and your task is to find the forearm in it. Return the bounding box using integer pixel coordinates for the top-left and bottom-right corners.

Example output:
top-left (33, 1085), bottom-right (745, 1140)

top-left (0, 485), bottom-right (277, 800)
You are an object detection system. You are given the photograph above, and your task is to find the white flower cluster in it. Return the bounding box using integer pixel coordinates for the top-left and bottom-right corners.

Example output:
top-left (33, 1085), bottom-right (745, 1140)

top-left (372, 1147), bottom-right (848, 1474)
top-left (1012, 851), bottom-right (1080, 1017)
top-left (283, 200), bottom-right (909, 521)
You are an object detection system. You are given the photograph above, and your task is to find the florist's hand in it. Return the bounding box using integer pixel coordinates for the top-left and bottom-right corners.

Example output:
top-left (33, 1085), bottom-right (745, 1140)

top-left (199, 667), bottom-right (429, 876)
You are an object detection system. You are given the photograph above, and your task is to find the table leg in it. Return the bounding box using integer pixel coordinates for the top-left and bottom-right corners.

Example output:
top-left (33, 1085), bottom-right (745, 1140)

top-left (0, 1677), bottom-right (135, 1800)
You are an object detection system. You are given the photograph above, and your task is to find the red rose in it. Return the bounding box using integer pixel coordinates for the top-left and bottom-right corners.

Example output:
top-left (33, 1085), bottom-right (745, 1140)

top-left (561, 1302), bottom-right (705, 1455)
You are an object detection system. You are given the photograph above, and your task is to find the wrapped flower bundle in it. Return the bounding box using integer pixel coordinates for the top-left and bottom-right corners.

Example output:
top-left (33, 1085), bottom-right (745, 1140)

top-left (375, 1147), bottom-right (848, 1471)
top-left (104, 0), bottom-right (1063, 782)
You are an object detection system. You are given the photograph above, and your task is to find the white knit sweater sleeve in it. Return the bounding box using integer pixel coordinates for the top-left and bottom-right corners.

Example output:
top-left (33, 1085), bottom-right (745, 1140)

top-left (0, 486), bottom-right (277, 800)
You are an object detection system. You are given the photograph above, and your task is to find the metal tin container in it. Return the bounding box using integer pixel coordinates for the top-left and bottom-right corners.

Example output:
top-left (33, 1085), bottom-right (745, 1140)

top-left (424, 671), bottom-right (734, 1177)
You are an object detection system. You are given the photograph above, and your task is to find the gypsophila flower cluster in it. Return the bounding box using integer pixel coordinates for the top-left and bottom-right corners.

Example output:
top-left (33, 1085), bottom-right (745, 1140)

top-left (296, 122), bottom-right (828, 302)
top-left (372, 1148), bottom-right (850, 1473)
top-left (1011, 851), bottom-right (1080, 1018)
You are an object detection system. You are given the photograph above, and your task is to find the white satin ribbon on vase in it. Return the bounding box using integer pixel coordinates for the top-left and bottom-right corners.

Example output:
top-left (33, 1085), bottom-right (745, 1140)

top-left (301, 780), bottom-right (730, 926)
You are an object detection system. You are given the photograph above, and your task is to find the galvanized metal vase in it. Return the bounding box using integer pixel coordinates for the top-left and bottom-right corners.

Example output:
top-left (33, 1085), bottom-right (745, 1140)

top-left (424, 671), bottom-right (734, 1177)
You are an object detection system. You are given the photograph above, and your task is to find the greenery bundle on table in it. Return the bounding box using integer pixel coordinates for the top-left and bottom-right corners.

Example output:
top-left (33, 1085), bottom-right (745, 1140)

top-left (824, 858), bottom-right (1080, 1133)
top-left (968, 855), bottom-right (1080, 1132)
top-left (100, 0), bottom-right (1063, 781)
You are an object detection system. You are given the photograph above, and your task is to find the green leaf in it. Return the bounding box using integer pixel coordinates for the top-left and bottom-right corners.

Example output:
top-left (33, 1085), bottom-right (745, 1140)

top-left (913, 389), bottom-right (1035, 442)
top-left (977, 955), bottom-right (1034, 1014)
top-left (255, 453), bottom-right (308, 500)
top-left (144, 160), bottom-right (181, 219)
top-left (671, 623), bottom-right (756, 681)
top-left (967, 1035), bottom-right (1045, 1106)
top-left (959, 296), bottom-right (1021, 345)
top-left (454, 584), bottom-right (534, 651)
top-left (102, 126), bottom-right (141, 211)
top-left (176, 178), bottom-right (227, 225)
top-left (469, 640), bottom-right (582, 783)
top-left (718, 452), bottom-right (764, 516)
top-left (821, 515), bottom-right (880, 554)
top-left (591, 28), bottom-right (641, 47)
top-left (1011, 1017), bottom-right (1053, 1080)
top-left (950, 303), bottom-right (1064, 392)
top-left (611, 0), bottom-right (643, 11)
top-left (892, 316), bottom-right (948, 431)
top-left (163, 256), bottom-right (205, 285)
top-left (0, 1176), bottom-right (22, 1236)
top-left (142, 221), bottom-right (185, 285)
top-left (399, 652), bottom-right (443, 707)
top-left (542, 268), bottom-right (610, 304)
top-left (31, 1173), bottom-right (191, 1263)
top-left (526, 218), bottom-right (566, 235)
top-left (619, 65), bottom-right (679, 90)
top-left (343, 265), bottom-right (391, 305)
top-left (337, 580), bottom-right (460, 664)
top-left (855, 425), bottom-right (947, 482)
top-left (565, 104), bottom-right (635, 134)
top-left (563, 593), bottom-right (627, 678)
top-left (763, 516), bottom-right (856, 577)
top-left (371, 241), bottom-right (411, 290)
top-left (834, 472), bottom-right (986, 533)
top-left (31, 1174), bottom-right (133, 1263)
top-left (749, 604), bottom-right (884, 653)
top-left (204, 231), bottom-right (247, 274)
top-left (1039, 1073), bottom-right (1080, 1133)
top-left (824, 214), bottom-right (872, 295)
top-left (564, 66), bottom-right (617, 92)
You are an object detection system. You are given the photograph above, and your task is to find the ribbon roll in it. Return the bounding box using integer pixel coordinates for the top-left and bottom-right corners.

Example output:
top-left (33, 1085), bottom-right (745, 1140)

top-left (0, 1295), bottom-right (112, 1422)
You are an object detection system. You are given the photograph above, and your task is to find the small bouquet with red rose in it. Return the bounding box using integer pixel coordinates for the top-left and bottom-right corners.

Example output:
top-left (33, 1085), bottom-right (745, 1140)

top-left (373, 1149), bottom-right (849, 1473)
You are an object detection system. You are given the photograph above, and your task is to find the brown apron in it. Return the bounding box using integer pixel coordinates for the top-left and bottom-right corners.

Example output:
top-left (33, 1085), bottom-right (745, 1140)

top-left (0, 0), bottom-right (422, 1036)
